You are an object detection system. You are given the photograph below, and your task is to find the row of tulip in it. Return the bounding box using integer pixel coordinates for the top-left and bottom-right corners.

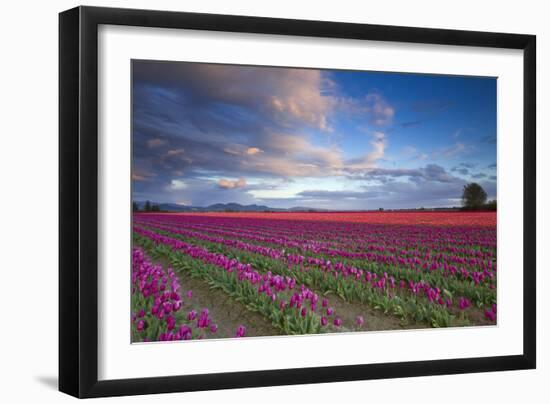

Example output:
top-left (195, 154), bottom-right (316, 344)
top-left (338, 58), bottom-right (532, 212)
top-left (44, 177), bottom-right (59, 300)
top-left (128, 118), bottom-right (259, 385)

top-left (136, 221), bottom-right (496, 308)
top-left (135, 216), bottom-right (495, 273)
top-left (133, 227), bottom-right (344, 335)
top-left (131, 247), bottom-right (247, 341)
top-left (135, 215), bottom-right (496, 259)
top-left (134, 224), bottom-right (494, 328)
top-left (136, 213), bottom-right (496, 250)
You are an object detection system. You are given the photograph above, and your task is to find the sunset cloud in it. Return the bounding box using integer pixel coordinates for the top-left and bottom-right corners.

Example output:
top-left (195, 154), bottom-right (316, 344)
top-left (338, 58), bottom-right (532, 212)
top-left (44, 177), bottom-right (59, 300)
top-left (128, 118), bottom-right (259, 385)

top-left (218, 177), bottom-right (247, 189)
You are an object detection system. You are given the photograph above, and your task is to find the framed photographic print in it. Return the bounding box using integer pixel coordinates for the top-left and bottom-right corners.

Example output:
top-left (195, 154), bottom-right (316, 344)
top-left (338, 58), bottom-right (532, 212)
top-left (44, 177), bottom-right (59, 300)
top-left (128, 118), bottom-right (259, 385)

top-left (59, 6), bottom-right (536, 398)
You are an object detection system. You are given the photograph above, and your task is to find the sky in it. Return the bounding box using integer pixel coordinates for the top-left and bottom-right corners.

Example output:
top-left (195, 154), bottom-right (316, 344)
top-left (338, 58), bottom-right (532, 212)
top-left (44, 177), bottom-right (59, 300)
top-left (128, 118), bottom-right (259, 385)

top-left (132, 60), bottom-right (497, 210)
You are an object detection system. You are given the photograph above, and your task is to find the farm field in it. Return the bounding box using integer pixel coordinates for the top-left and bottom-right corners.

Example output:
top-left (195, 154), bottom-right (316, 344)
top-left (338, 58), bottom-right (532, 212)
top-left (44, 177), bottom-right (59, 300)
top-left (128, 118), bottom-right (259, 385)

top-left (131, 211), bottom-right (497, 342)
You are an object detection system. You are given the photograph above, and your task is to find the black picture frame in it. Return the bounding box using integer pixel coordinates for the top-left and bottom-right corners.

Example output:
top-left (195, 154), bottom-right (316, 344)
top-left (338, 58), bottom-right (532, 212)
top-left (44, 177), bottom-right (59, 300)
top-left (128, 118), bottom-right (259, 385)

top-left (59, 5), bottom-right (536, 398)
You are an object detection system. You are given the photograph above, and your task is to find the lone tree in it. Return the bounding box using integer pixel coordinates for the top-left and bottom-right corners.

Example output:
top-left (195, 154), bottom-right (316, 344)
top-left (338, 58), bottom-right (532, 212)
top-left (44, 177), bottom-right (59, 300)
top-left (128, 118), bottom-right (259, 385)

top-left (144, 200), bottom-right (151, 212)
top-left (462, 183), bottom-right (488, 209)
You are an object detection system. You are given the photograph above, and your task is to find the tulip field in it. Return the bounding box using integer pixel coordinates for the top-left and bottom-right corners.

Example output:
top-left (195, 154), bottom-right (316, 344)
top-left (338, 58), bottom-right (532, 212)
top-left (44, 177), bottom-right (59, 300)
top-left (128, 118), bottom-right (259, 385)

top-left (131, 211), bottom-right (497, 342)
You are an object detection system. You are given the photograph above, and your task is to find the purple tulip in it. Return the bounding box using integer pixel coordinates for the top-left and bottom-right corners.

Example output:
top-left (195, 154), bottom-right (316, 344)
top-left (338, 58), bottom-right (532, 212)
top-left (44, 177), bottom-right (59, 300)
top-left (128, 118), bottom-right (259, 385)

top-left (235, 325), bottom-right (246, 338)
top-left (458, 297), bottom-right (471, 310)
top-left (301, 307), bottom-right (307, 318)
top-left (166, 315), bottom-right (176, 331)
top-left (355, 316), bottom-right (364, 326)
top-left (484, 310), bottom-right (496, 321)
top-left (210, 324), bottom-right (218, 334)
top-left (179, 324), bottom-right (191, 338)
top-left (187, 290), bottom-right (193, 299)
top-left (322, 297), bottom-right (329, 308)
top-left (333, 317), bottom-right (342, 327)
top-left (321, 316), bottom-right (328, 326)
top-left (326, 307), bottom-right (334, 316)
top-left (187, 310), bottom-right (197, 321)
top-left (136, 320), bottom-right (146, 332)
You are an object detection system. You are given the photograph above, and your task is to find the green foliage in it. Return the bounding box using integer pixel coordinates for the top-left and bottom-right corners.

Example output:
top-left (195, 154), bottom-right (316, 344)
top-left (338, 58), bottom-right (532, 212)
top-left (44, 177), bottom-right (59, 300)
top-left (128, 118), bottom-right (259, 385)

top-left (461, 183), bottom-right (488, 209)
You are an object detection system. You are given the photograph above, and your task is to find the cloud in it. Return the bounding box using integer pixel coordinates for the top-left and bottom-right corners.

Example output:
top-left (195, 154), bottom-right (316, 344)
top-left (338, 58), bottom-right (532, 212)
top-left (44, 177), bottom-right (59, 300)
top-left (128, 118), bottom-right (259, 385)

top-left (134, 61), bottom-right (336, 131)
top-left (451, 162), bottom-right (475, 176)
top-left (351, 164), bottom-right (460, 184)
top-left (246, 147), bottom-right (262, 155)
top-left (488, 162), bottom-right (497, 169)
top-left (297, 189), bottom-right (378, 200)
top-left (451, 167), bottom-right (469, 176)
top-left (147, 138), bottom-right (167, 148)
top-left (401, 146), bottom-right (428, 161)
top-left (169, 179), bottom-right (187, 190)
top-left (364, 94), bottom-right (394, 126)
top-left (432, 142), bottom-right (472, 159)
top-left (471, 172), bottom-right (487, 179)
top-left (132, 169), bottom-right (156, 181)
top-left (223, 145), bottom-right (263, 156)
top-left (132, 173), bottom-right (147, 181)
top-left (340, 94), bottom-right (394, 126)
top-left (345, 132), bottom-right (386, 172)
top-left (166, 148), bottom-right (185, 157)
top-left (218, 177), bottom-right (247, 189)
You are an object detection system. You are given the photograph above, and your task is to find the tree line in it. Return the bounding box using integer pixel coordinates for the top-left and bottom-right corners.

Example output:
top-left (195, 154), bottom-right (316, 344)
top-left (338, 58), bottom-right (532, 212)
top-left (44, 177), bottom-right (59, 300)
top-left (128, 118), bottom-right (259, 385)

top-left (133, 201), bottom-right (161, 212)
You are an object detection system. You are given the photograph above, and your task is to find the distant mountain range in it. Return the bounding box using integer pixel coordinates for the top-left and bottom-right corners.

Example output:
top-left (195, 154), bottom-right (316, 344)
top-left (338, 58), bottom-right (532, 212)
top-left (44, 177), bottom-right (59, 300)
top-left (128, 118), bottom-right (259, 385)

top-left (135, 201), bottom-right (327, 213)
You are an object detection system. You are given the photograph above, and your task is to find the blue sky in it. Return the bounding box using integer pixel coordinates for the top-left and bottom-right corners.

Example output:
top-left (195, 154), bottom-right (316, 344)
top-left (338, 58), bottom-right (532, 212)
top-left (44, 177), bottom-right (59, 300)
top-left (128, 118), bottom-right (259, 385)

top-left (132, 60), bottom-right (496, 209)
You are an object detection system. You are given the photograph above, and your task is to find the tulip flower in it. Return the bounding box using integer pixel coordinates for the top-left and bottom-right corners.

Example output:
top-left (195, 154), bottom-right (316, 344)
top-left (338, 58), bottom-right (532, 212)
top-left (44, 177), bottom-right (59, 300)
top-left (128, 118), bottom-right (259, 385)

top-left (136, 320), bottom-right (145, 332)
top-left (333, 317), bottom-right (342, 327)
top-left (458, 297), bottom-right (471, 310)
top-left (356, 316), bottom-right (364, 326)
top-left (320, 316), bottom-right (328, 326)
top-left (236, 325), bottom-right (246, 338)
top-left (166, 315), bottom-right (176, 331)
top-left (484, 310), bottom-right (496, 321)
